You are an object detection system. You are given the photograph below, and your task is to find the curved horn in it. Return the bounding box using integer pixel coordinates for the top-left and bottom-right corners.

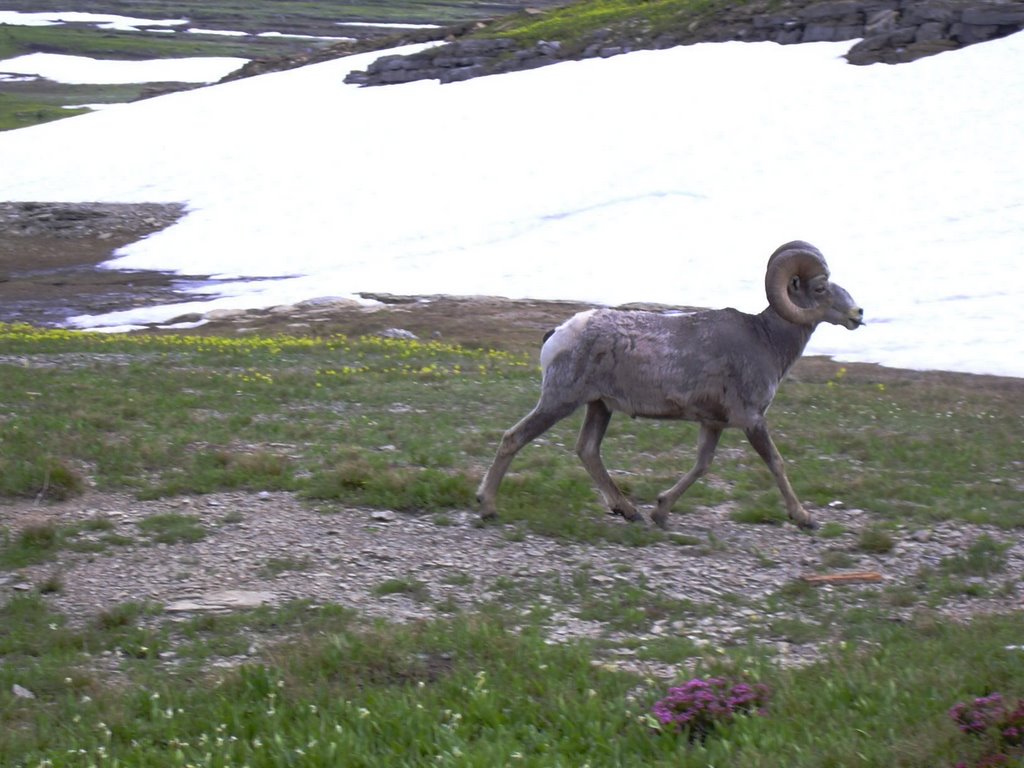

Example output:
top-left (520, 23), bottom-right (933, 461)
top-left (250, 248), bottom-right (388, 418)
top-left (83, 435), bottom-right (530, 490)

top-left (765, 241), bottom-right (830, 326)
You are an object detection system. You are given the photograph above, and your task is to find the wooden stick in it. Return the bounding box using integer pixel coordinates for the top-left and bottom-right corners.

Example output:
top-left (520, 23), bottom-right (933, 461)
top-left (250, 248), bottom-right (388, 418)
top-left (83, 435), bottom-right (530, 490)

top-left (800, 571), bottom-right (883, 586)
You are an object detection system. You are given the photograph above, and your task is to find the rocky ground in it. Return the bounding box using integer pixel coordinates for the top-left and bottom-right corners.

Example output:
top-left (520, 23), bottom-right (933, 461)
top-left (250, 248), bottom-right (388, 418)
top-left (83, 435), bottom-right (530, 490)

top-left (3, 488), bottom-right (1022, 677)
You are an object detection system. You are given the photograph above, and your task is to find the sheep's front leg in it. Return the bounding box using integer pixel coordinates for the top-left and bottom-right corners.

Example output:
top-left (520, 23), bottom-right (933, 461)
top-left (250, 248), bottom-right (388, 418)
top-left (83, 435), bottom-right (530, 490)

top-left (477, 402), bottom-right (576, 520)
top-left (575, 401), bottom-right (640, 521)
top-left (743, 423), bottom-right (817, 530)
top-left (651, 424), bottom-right (721, 529)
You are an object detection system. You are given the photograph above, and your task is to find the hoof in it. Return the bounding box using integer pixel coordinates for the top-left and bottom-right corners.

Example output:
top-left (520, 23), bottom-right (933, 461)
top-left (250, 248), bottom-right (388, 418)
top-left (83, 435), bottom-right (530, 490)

top-left (792, 515), bottom-right (819, 531)
top-left (609, 503), bottom-right (642, 523)
top-left (650, 500), bottom-right (671, 529)
top-left (650, 515), bottom-right (669, 530)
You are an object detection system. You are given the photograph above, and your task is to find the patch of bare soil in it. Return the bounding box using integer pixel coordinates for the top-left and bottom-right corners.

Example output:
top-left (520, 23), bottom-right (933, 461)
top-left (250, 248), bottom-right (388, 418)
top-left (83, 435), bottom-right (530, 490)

top-left (0, 202), bottom-right (199, 327)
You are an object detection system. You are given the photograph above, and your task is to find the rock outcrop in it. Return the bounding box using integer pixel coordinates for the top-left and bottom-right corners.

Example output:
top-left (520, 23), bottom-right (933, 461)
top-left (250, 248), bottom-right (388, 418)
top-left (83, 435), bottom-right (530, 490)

top-left (345, 0), bottom-right (1024, 86)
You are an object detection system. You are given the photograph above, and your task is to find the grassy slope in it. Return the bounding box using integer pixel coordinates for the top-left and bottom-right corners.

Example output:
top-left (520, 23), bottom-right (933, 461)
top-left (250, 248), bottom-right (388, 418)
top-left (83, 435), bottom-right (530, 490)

top-left (0, 325), bottom-right (1020, 530)
top-left (485, 0), bottom-right (725, 46)
top-left (2, 590), bottom-right (1022, 766)
top-left (0, 325), bottom-right (1022, 765)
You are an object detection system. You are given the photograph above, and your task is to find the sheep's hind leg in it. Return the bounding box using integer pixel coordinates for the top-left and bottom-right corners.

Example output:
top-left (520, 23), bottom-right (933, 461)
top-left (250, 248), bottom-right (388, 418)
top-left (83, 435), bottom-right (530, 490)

top-left (651, 424), bottom-right (721, 529)
top-left (743, 423), bottom-right (817, 530)
top-left (575, 401), bottom-right (641, 522)
top-left (476, 401), bottom-right (577, 520)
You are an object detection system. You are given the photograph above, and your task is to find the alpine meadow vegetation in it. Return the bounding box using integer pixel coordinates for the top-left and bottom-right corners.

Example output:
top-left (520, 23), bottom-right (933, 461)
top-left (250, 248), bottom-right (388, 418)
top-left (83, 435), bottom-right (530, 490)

top-left (1, 320), bottom-right (1022, 766)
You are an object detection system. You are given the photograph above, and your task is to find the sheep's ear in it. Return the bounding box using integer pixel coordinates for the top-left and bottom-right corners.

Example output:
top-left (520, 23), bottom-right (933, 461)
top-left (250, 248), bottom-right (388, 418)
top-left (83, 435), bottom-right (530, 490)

top-left (790, 275), bottom-right (801, 292)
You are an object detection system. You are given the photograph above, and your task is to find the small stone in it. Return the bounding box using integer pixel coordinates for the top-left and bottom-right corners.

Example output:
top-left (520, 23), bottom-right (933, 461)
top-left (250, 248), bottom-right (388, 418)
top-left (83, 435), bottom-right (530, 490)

top-left (205, 308), bottom-right (247, 321)
top-left (166, 312), bottom-right (205, 325)
top-left (165, 590), bottom-right (274, 613)
top-left (12, 684), bottom-right (35, 699)
top-left (911, 529), bottom-right (932, 543)
top-left (379, 328), bottom-right (418, 340)
top-left (164, 600), bottom-right (204, 612)
top-left (371, 510), bottom-right (397, 523)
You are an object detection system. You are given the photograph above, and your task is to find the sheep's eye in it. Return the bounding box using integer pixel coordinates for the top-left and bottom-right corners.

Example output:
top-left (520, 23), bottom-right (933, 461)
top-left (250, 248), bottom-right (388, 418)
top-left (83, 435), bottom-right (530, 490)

top-left (813, 284), bottom-right (828, 295)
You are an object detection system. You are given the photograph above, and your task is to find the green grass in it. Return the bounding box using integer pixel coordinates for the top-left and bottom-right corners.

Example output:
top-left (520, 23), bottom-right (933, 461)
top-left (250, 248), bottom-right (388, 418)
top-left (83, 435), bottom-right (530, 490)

top-left (0, 522), bottom-right (62, 568)
top-left (1, 324), bottom-right (1022, 541)
top-left (0, 93), bottom-right (90, 131)
top-left (260, 555), bottom-right (313, 577)
top-left (372, 577), bottom-right (431, 601)
top-left (0, 23), bottom-right (272, 62)
top-left (137, 513), bottom-right (207, 544)
top-left (857, 524), bottom-right (896, 554)
top-left (1, 321), bottom-right (1022, 764)
top-left (485, 0), bottom-right (727, 51)
top-left (939, 534), bottom-right (1011, 577)
top-left (818, 521), bottom-right (847, 539)
top-left (0, 517), bottom-right (134, 568)
top-left (2, 590), bottom-right (1024, 766)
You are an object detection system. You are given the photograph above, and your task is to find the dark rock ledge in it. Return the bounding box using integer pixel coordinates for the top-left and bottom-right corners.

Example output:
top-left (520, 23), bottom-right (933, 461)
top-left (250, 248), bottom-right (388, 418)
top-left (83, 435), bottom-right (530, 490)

top-left (344, 0), bottom-right (1024, 87)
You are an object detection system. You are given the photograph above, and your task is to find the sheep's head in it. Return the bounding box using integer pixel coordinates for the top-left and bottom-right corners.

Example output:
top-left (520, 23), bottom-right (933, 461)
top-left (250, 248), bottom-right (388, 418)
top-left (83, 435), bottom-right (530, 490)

top-left (765, 241), bottom-right (864, 329)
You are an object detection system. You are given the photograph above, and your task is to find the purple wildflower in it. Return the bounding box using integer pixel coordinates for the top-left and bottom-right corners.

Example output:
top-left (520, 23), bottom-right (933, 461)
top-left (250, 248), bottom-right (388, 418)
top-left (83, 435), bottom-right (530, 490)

top-left (1001, 700), bottom-right (1024, 747)
top-left (949, 693), bottom-right (1024, 767)
top-left (950, 694), bottom-right (1006, 736)
top-left (651, 677), bottom-right (771, 742)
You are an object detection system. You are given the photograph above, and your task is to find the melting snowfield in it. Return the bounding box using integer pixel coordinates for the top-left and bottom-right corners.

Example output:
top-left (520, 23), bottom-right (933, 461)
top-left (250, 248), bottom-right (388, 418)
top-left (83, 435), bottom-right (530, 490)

top-left (0, 32), bottom-right (1022, 377)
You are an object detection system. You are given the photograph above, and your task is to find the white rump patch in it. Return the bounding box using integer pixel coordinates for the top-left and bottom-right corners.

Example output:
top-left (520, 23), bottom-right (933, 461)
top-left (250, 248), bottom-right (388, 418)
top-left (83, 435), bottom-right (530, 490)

top-left (540, 309), bottom-right (596, 371)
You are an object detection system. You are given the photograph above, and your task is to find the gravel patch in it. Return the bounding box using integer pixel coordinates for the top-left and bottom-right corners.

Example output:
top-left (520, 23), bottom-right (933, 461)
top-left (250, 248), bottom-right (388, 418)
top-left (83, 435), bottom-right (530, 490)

top-left (3, 490), bottom-right (1021, 676)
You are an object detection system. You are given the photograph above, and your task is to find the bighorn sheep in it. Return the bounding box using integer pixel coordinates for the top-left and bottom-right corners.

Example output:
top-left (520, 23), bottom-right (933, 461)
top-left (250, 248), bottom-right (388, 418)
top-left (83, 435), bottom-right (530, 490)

top-left (476, 241), bottom-right (864, 530)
